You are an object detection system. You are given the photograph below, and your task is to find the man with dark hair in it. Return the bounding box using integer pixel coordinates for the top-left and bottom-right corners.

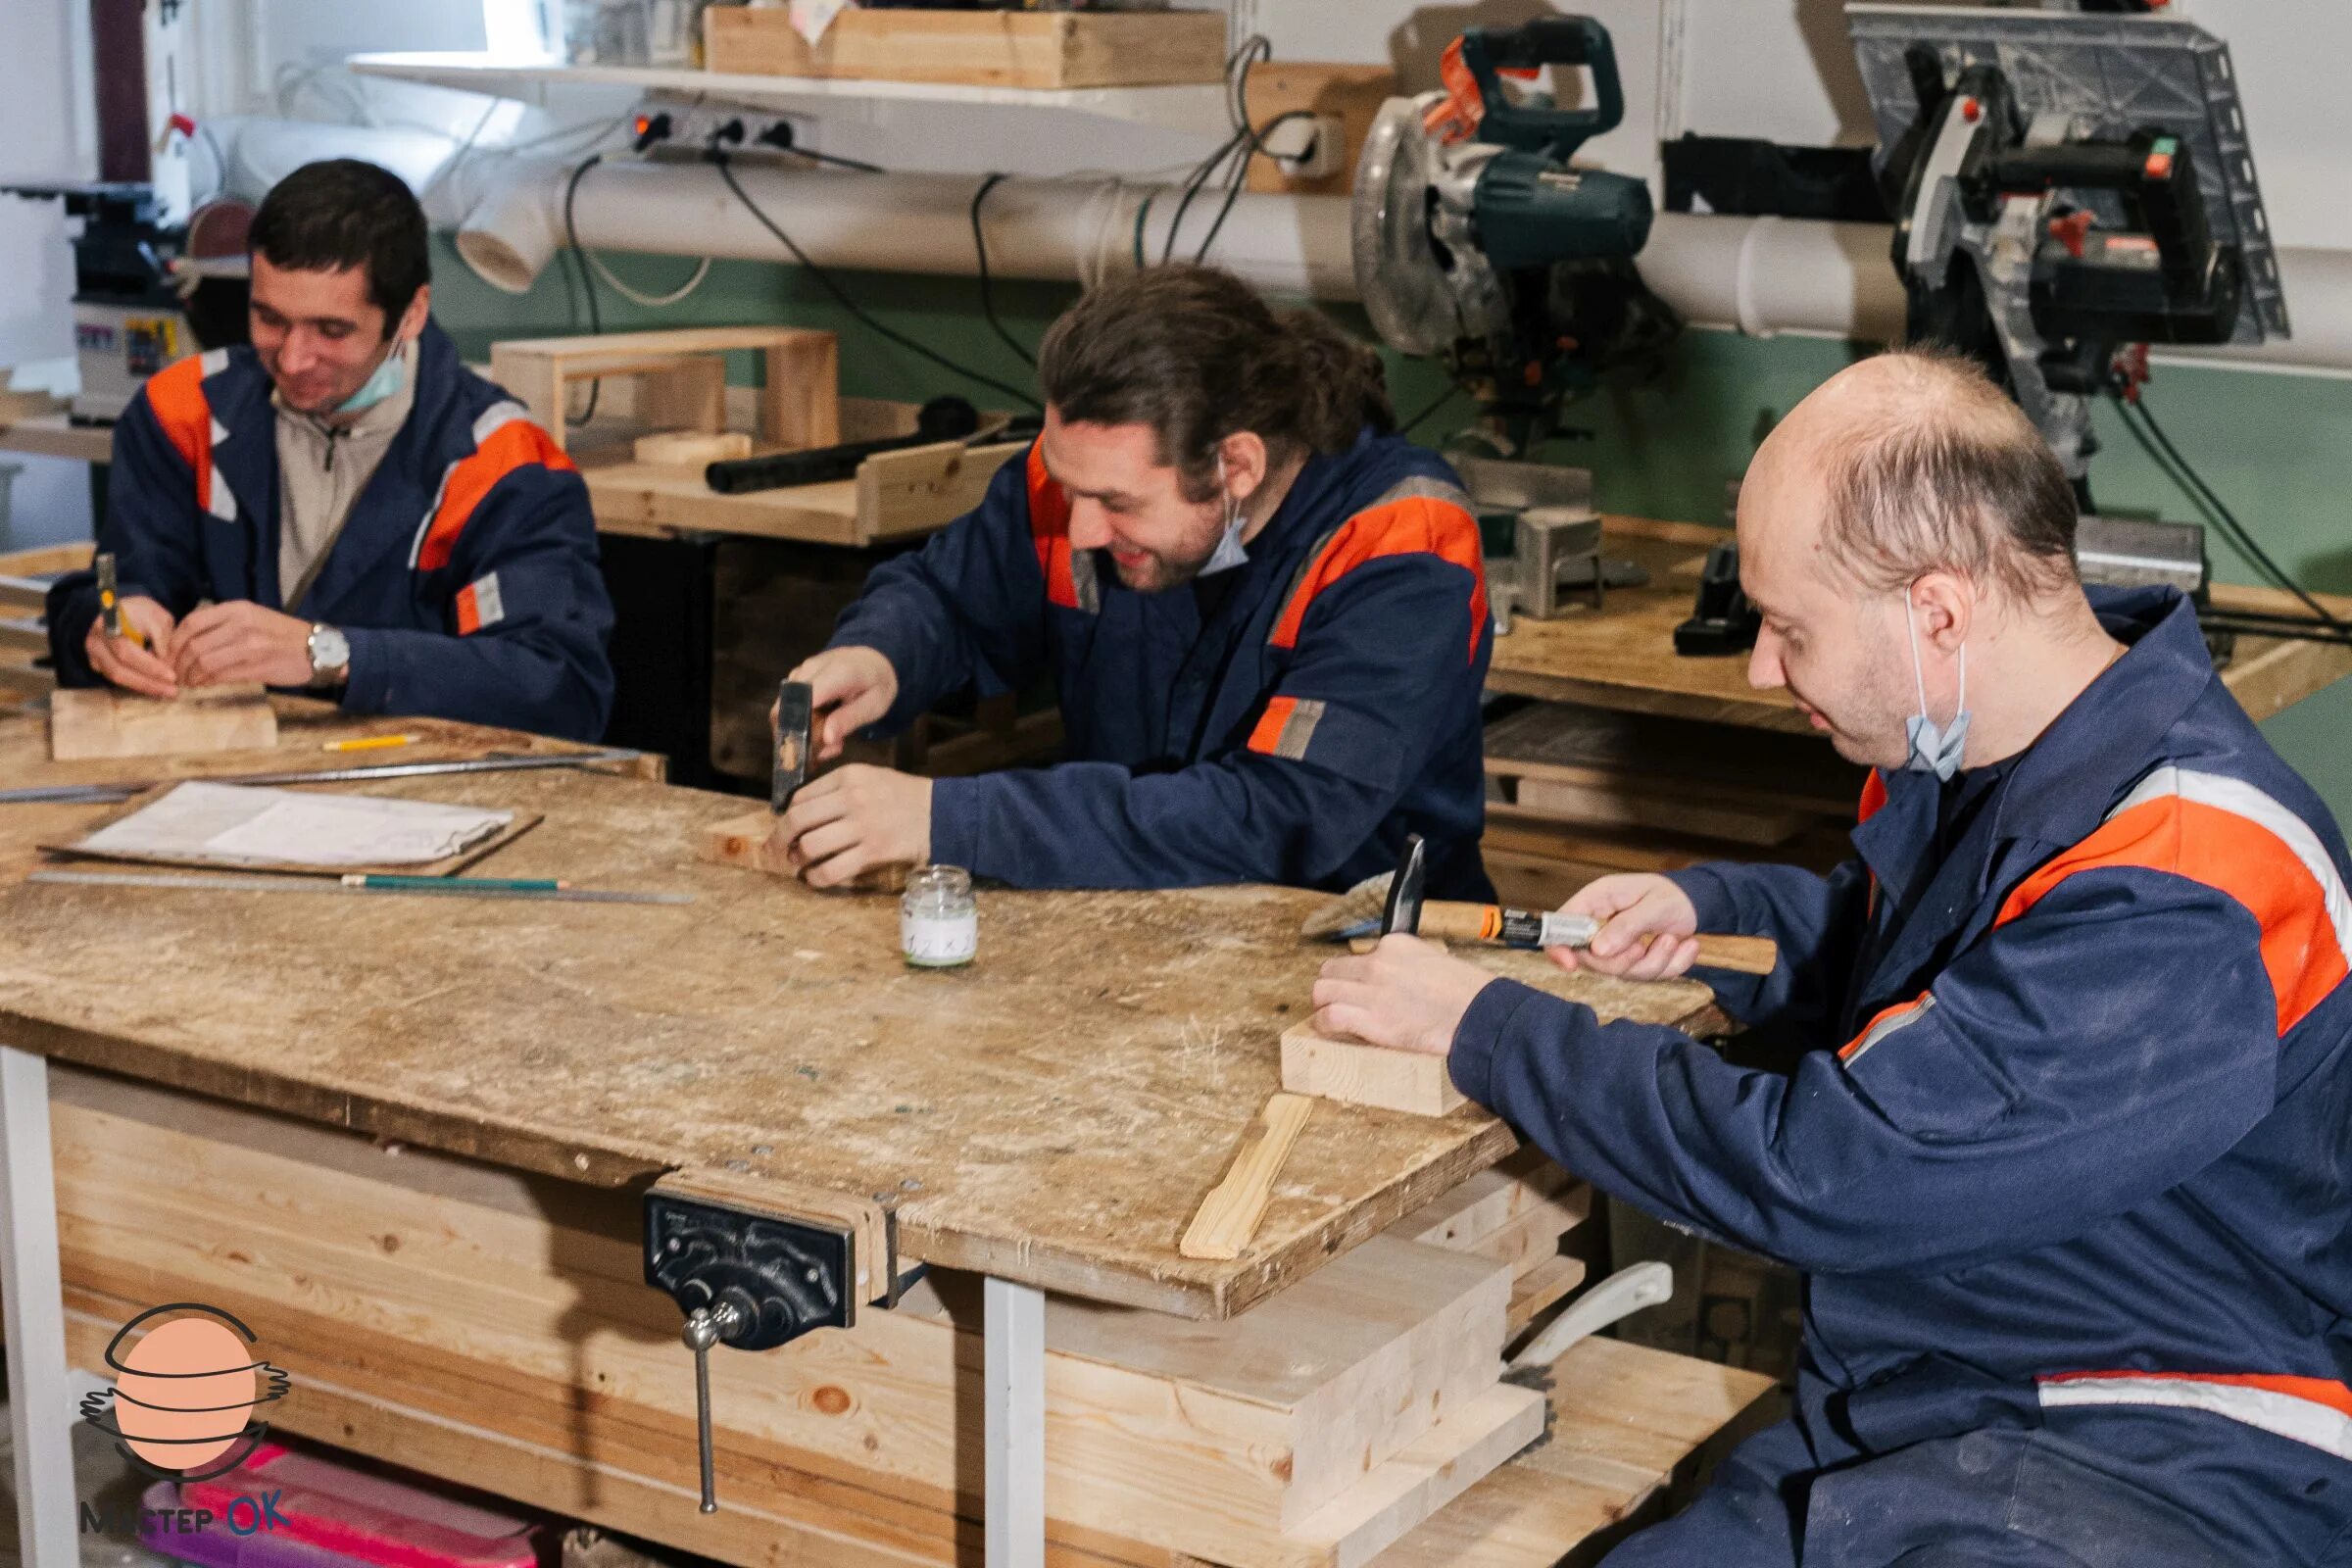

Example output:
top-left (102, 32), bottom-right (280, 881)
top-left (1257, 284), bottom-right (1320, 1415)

top-left (48, 158), bottom-right (613, 741)
top-left (776, 264), bottom-right (1494, 894)
top-left (1317, 349), bottom-right (2352, 1563)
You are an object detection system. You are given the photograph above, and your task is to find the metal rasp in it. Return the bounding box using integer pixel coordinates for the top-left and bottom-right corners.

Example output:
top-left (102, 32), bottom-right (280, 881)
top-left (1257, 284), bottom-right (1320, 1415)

top-left (772, 679), bottom-right (813, 814)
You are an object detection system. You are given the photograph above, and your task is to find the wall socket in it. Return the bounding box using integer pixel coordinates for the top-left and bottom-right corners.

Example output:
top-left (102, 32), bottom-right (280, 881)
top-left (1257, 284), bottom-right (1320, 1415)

top-left (632, 100), bottom-right (824, 162)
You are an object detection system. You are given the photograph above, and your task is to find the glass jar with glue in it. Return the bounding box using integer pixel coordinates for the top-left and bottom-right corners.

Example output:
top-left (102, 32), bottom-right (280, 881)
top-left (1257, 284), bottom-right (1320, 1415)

top-left (901, 865), bottom-right (977, 968)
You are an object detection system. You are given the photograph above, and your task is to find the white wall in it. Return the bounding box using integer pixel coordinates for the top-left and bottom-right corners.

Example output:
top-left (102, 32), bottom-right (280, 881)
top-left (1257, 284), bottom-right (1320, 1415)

top-left (0, 0), bottom-right (94, 550)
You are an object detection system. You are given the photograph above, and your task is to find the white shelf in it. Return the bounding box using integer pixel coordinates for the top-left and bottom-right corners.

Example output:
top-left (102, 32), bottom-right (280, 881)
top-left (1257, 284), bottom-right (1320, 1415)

top-left (345, 51), bottom-right (1231, 134)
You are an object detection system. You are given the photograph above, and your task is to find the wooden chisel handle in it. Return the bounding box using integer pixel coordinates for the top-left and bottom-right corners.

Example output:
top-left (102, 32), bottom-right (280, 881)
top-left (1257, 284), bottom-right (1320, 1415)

top-left (1416, 902), bottom-right (1779, 976)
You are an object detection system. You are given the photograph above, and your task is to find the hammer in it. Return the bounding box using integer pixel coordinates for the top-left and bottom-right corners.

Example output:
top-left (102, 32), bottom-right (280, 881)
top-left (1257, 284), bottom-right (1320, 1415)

top-left (1343, 835), bottom-right (1779, 976)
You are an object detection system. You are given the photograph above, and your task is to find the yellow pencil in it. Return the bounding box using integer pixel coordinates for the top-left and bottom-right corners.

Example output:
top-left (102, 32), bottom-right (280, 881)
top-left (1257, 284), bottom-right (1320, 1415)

top-left (321, 734), bottom-right (418, 753)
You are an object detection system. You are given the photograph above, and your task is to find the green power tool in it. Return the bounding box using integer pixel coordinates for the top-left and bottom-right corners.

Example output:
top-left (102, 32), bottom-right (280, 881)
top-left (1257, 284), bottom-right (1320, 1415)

top-left (1352, 17), bottom-right (1674, 445)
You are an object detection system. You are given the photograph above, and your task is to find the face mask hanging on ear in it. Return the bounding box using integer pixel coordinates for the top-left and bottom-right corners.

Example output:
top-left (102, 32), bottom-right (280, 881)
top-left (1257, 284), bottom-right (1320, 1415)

top-left (334, 336), bottom-right (411, 416)
top-left (1199, 451), bottom-right (1250, 577)
top-left (1902, 593), bottom-right (1971, 780)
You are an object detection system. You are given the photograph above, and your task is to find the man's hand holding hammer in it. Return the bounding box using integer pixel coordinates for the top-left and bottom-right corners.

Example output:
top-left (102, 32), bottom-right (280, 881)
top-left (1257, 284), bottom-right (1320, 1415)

top-left (770, 646), bottom-right (931, 889)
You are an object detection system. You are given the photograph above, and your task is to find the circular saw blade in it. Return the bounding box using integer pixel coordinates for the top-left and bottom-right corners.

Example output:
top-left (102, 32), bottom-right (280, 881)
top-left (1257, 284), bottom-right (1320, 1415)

top-left (1352, 93), bottom-right (1464, 359)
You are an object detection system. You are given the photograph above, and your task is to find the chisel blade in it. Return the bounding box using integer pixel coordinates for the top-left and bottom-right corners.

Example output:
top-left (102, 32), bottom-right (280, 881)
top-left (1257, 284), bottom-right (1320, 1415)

top-left (772, 679), bottom-right (814, 814)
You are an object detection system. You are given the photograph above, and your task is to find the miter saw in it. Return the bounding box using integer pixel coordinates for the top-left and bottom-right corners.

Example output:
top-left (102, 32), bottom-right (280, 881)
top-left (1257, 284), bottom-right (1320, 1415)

top-left (1852, 4), bottom-right (2289, 521)
top-left (1352, 16), bottom-right (1673, 452)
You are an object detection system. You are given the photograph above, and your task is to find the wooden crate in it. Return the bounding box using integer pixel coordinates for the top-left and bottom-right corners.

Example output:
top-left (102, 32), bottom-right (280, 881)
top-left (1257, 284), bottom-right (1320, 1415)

top-left (490, 326), bottom-right (840, 458)
top-left (705, 7), bottom-right (1229, 90)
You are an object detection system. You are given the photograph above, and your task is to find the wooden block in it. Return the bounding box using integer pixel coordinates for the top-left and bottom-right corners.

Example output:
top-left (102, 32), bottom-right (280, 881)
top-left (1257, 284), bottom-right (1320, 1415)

top-left (636, 357), bottom-right (727, 435)
top-left (1387, 1151), bottom-right (1575, 1253)
top-left (631, 427), bottom-right (754, 466)
top-left (858, 439), bottom-right (1027, 544)
top-left (1242, 64), bottom-right (1400, 197)
top-left (49, 685), bottom-right (277, 761)
top-left (763, 331), bottom-right (842, 451)
top-left (1181, 1093), bottom-right (1314, 1261)
top-left (701, 807), bottom-right (793, 874)
top-left (706, 6), bottom-right (1229, 89)
top-left (699, 808), bottom-right (907, 893)
top-left (1284, 1384), bottom-right (1545, 1568)
top-left (1282, 1022), bottom-right (1464, 1117)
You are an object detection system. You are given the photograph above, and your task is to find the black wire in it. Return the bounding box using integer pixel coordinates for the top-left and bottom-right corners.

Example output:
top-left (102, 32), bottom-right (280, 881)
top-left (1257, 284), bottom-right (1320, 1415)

top-left (711, 154), bottom-right (1042, 412)
top-left (970, 172), bottom-right (1035, 369)
top-left (563, 153), bottom-right (606, 426)
top-left (2113, 392), bottom-right (2344, 630)
top-left (1194, 109), bottom-right (1320, 263)
top-left (1160, 125), bottom-right (1251, 264)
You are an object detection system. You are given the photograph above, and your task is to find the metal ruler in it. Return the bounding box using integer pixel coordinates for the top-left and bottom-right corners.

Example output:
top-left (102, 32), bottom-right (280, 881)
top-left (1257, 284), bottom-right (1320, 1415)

top-left (0, 747), bottom-right (650, 807)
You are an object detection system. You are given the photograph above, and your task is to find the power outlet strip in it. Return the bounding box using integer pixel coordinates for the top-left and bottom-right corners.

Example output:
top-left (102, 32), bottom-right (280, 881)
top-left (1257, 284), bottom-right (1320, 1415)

top-left (631, 100), bottom-right (823, 162)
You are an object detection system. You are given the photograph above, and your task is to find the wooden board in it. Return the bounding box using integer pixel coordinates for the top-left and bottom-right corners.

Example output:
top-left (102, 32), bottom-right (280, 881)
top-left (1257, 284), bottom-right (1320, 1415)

top-left (1494, 783), bottom-right (1816, 849)
top-left (48, 683), bottom-right (278, 760)
top-left (705, 6), bottom-right (1229, 89)
top-left (0, 412), bottom-right (114, 465)
top-left (0, 540), bottom-right (94, 613)
top-left (1181, 1092), bottom-right (1314, 1260)
top-left (48, 1075), bottom-right (1525, 1566)
top-left (1283, 1023), bottom-right (1465, 1118)
top-left (1483, 702), bottom-right (1865, 818)
top-left (0, 709), bottom-right (1718, 1318)
top-left (587, 438), bottom-right (1026, 549)
top-left (1242, 64), bottom-right (1399, 197)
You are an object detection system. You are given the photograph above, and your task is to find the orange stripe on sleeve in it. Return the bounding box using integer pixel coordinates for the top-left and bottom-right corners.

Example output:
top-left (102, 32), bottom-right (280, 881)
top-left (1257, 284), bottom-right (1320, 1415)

top-left (1268, 496), bottom-right (1488, 661)
top-left (416, 418), bottom-right (574, 573)
top-left (141, 355), bottom-right (213, 507)
top-left (1248, 696), bottom-right (1298, 756)
top-left (1996, 794), bottom-right (2350, 1034)
top-left (1838, 995), bottom-right (1929, 1062)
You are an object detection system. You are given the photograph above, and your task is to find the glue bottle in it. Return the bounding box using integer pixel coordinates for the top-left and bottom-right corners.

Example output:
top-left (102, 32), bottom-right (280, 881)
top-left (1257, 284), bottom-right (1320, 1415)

top-left (901, 865), bottom-right (977, 968)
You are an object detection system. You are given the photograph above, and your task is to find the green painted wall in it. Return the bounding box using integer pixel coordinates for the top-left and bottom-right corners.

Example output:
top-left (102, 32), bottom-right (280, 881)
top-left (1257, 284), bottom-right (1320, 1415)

top-left (428, 236), bottom-right (2352, 820)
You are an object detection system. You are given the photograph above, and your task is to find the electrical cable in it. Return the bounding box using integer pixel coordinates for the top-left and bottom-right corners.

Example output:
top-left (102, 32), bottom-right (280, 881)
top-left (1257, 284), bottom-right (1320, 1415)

top-left (1401, 379), bottom-right (1468, 438)
top-left (585, 250), bottom-right (713, 309)
top-left (563, 153), bottom-right (606, 426)
top-left (970, 172), bottom-right (1035, 368)
top-left (1193, 109), bottom-right (1318, 263)
top-left (2112, 391), bottom-right (2345, 631)
top-left (710, 153), bottom-right (1041, 411)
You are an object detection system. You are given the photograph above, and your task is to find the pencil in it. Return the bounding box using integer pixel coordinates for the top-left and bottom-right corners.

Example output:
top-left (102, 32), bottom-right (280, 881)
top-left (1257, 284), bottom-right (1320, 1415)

top-left (321, 734), bottom-right (417, 753)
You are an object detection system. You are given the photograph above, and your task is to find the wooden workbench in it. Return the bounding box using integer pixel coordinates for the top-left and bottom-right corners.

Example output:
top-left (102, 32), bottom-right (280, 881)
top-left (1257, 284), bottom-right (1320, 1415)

top-left (1491, 516), bottom-right (2352, 731)
top-left (0, 705), bottom-right (1768, 1567)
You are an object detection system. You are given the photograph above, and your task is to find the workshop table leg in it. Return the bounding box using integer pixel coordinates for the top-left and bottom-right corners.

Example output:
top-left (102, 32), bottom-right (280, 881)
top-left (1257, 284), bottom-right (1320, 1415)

top-left (0, 1045), bottom-right (78, 1565)
top-left (984, 1274), bottom-right (1045, 1568)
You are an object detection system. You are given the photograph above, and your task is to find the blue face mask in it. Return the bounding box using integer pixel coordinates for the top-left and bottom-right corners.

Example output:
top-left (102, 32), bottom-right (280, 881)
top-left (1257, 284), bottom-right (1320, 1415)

top-left (1199, 451), bottom-right (1250, 577)
top-left (1902, 593), bottom-right (1970, 780)
top-left (333, 338), bottom-right (410, 416)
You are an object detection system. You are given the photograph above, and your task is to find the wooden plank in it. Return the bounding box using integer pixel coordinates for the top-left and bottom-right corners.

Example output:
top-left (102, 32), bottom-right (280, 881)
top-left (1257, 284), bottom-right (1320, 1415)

top-left (0, 712), bottom-right (1715, 1318)
top-left (48, 1086), bottom-right (1525, 1565)
top-left (1359, 1340), bottom-right (1777, 1568)
top-left (1283, 1386), bottom-right (1544, 1568)
top-left (0, 543), bottom-right (93, 578)
top-left (763, 331), bottom-right (842, 450)
top-left (1181, 1093), bottom-right (1314, 1260)
top-left (857, 439), bottom-right (1026, 544)
top-left (1386, 1151), bottom-right (1574, 1252)
top-left (49, 685), bottom-right (277, 760)
top-left (1483, 702), bottom-right (1865, 818)
top-left (1283, 1023), bottom-right (1464, 1117)
top-left (704, 7), bottom-right (1229, 89)
top-left (1502, 1254), bottom-right (1587, 1342)
top-left (1497, 781), bottom-right (1815, 848)
top-left (0, 414), bottom-right (115, 464)
top-left (1242, 64), bottom-right (1398, 197)
top-left (492, 327), bottom-right (838, 458)
top-left (634, 427), bottom-right (754, 466)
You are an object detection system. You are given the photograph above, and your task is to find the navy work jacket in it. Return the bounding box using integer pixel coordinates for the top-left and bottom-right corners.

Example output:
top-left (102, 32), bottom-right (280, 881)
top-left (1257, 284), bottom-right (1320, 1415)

top-left (47, 321), bottom-right (613, 741)
top-left (827, 428), bottom-right (1494, 895)
top-left (1453, 587), bottom-right (2352, 1537)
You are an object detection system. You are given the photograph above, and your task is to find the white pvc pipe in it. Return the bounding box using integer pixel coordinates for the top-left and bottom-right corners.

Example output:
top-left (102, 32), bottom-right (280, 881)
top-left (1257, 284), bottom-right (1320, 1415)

top-left (452, 158), bottom-right (2352, 375)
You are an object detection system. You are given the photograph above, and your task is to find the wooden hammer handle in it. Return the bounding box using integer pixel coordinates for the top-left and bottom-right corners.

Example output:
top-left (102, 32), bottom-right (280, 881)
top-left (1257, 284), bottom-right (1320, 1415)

top-left (1689, 933), bottom-right (1779, 976)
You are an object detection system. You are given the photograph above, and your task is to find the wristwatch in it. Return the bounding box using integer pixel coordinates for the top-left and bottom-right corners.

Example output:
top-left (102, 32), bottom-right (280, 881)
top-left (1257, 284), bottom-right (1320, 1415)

top-left (306, 622), bottom-right (352, 688)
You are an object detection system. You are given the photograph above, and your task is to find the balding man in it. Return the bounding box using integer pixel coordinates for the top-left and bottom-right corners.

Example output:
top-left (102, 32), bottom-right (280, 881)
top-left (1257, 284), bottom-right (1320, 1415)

top-left (1316, 349), bottom-right (2352, 1564)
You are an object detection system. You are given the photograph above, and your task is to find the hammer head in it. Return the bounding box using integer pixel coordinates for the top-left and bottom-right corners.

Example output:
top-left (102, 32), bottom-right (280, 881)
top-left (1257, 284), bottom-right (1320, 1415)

top-left (771, 679), bottom-right (814, 814)
top-left (1379, 835), bottom-right (1427, 938)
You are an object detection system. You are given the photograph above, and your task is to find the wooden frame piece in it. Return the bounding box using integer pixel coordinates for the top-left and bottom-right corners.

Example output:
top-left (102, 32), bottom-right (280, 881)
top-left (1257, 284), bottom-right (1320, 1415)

top-left (488, 327), bottom-right (840, 457)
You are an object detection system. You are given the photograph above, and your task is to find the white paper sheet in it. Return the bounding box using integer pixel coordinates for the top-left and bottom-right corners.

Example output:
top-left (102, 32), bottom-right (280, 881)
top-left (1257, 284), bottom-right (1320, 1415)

top-left (74, 781), bottom-right (514, 869)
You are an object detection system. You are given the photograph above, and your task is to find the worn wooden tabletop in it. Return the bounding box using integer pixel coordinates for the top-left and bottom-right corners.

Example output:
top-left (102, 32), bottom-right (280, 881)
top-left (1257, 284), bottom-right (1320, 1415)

top-left (1490, 517), bottom-right (2352, 731)
top-left (0, 706), bottom-right (1717, 1319)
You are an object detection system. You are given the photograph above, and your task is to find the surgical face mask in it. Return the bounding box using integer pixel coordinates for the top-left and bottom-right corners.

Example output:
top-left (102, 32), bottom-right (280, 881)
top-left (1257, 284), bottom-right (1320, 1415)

top-left (1902, 593), bottom-right (1971, 780)
top-left (333, 336), bottom-right (410, 416)
top-left (1199, 452), bottom-right (1250, 577)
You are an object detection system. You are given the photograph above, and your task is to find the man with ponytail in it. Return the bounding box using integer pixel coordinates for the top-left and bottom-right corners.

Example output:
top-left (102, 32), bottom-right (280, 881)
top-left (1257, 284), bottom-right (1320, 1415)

top-left (775, 264), bottom-right (1494, 895)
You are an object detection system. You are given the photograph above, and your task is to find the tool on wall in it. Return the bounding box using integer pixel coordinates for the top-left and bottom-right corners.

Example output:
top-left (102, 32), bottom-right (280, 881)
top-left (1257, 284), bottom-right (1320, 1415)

top-left (1305, 835), bottom-right (1780, 977)
top-left (1850, 6), bottom-right (2286, 506)
top-left (1351, 16), bottom-right (1675, 452)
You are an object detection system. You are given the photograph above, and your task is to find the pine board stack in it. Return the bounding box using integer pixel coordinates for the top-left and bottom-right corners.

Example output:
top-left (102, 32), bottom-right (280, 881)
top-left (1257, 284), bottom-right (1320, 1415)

top-left (1482, 703), bottom-right (1867, 911)
top-left (41, 1068), bottom-right (1763, 1568)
